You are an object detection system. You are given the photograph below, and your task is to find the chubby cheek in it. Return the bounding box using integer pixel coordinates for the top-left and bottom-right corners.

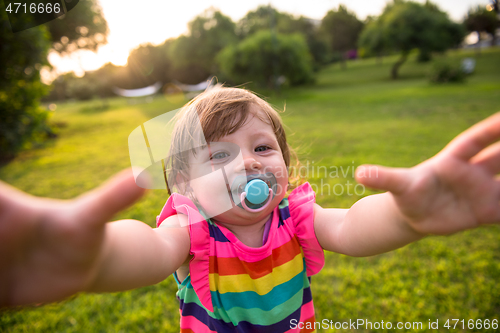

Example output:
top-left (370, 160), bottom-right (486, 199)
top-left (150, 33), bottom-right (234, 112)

top-left (190, 169), bottom-right (234, 217)
top-left (264, 159), bottom-right (289, 199)
top-left (275, 169), bottom-right (289, 199)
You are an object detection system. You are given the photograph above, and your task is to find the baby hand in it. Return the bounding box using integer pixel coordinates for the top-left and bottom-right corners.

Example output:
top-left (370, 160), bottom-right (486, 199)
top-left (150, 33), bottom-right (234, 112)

top-left (356, 112), bottom-right (500, 235)
top-left (0, 169), bottom-right (145, 306)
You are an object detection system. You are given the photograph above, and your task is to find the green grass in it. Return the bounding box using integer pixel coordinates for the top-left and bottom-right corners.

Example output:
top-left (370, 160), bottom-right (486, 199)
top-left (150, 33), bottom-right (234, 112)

top-left (1, 48), bottom-right (500, 332)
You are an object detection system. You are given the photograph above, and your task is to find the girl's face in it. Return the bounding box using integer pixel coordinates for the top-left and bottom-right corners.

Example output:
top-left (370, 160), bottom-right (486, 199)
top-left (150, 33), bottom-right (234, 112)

top-left (186, 105), bottom-right (289, 226)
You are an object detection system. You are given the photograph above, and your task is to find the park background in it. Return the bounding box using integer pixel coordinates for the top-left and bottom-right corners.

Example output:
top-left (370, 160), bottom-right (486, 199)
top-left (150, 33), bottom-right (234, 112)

top-left (1, 0), bottom-right (500, 332)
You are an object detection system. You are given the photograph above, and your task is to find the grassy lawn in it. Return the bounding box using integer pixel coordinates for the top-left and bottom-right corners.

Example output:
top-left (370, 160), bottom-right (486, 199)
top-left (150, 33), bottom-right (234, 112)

top-left (1, 48), bottom-right (500, 332)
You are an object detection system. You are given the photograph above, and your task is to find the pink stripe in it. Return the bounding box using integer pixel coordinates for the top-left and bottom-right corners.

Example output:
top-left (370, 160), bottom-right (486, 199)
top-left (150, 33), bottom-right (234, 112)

top-left (190, 216), bottom-right (213, 312)
top-left (179, 313), bottom-right (217, 333)
top-left (299, 300), bottom-right (316, 323)
top-left (155, 194), bottom-right (214, 312)
top-left (283, 300), bottom-right (316, 332)
top-left (210, 223), bottom-right (295, 261)
top-left (289, 183), bottom-right (324, 276)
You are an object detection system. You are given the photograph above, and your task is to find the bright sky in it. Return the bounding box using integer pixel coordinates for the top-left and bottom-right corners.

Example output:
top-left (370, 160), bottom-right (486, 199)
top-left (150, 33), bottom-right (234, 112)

top-left (45, 0), bottom-right (492, 81)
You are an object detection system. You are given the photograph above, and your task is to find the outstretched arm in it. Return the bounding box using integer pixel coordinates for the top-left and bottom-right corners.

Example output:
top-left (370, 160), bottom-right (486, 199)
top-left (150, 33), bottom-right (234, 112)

top-left (315, 112), bottom-right (500, 256)
top-left (0, 169), bottom-right (189, 307)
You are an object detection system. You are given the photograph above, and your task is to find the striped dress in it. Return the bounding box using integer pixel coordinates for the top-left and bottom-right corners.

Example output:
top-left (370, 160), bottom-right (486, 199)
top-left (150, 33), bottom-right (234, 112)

top-left (157, 183), bottom-right (325, 333)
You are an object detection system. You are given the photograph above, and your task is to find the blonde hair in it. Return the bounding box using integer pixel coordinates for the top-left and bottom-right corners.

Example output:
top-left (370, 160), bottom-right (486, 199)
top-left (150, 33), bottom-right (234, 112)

top-left (165, 87), bottom-right (300, 195)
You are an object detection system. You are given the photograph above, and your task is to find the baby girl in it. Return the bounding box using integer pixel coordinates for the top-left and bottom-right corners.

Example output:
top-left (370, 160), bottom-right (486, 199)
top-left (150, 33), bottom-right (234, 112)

top-left (1, 87), bottom-right (500, 333)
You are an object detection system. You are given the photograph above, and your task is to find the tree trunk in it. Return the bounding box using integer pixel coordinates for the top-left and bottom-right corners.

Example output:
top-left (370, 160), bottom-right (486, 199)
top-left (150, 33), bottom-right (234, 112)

top-left (391, 51), bottom-right (408, 79)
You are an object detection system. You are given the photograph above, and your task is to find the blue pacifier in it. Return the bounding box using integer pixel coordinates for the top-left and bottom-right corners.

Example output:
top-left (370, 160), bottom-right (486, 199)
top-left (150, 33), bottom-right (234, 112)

top-left (245, 179), bottom-right (269, 205)
top-left (230, 173), bottom-right (278, 212)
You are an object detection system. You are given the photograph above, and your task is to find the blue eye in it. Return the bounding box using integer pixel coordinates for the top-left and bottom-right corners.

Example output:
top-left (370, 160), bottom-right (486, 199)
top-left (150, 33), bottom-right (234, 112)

top-left (211, 151), bottom-right (230, 160)
top-left (255, 146), bottom-right (270, 152)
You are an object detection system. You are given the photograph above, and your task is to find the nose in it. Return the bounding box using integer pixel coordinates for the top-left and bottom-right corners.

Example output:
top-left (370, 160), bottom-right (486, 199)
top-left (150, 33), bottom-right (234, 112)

top-left (243, 157), bottom-right (262, 172)
top-left (235, 152), bottom-right (262, 173)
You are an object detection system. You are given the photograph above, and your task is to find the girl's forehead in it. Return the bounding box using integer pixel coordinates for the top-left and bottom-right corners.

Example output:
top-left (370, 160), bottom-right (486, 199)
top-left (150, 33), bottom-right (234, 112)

top-left (221, 113), bottom-right (275, 141)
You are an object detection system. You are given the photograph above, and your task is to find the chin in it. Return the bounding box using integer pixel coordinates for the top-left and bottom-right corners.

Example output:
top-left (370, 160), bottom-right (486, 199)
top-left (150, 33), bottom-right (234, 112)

top-left (213, 195), bottom-right (282, 226)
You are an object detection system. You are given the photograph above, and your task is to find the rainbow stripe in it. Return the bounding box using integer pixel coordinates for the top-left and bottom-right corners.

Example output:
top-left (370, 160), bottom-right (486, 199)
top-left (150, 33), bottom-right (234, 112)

top-left (160, 183), bottom-right (324, 332)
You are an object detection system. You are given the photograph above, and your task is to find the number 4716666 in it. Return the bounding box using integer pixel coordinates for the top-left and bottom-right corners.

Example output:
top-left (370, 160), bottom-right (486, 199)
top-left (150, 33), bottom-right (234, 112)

top-left (5, 2), bottom-right (61, 14)
top-left (444, 319), bottom-right (498, 330)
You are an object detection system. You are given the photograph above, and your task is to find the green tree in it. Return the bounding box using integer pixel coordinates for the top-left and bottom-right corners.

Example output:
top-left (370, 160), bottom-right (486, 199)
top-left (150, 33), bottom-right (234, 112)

top-left (464, 5), bottom-right (499, 47)
top-left (126, 42), bottom-right (173, 89)
top-left (45, 64), bottom-right (128, 101)
top-left (217, 30), bottom-right (314, 88)
top-left (1, 0), bottom-right (110, 158)
top-left (288, 17), bottom-right (329, 69)
top-left (237, 5), bottom-right (329, 69)
top-left (320, 5), bottom-right (364, 68)
top-left (237, 5), bottom-right (293, 38)
top-left (43, 72), bottom-right (77, 101)
top-left (45, 40), bottom-right (175, 101)
top-left (359, 0), bottom-right (465, 79)
top-left (0, 9), bottom-right (52, 159)
top-left (43, 0), bottom-right (110, 99)
top-left (66, 63), bottom-right (120, 101)
top-left (358, 16), bottom-right (387, 62)
top-left (47, 0), bottom-right (108, 53)
top-left (170, 9), bottom-right (237, 83)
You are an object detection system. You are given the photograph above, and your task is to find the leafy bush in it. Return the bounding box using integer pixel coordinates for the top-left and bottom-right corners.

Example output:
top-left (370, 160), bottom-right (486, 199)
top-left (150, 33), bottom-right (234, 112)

top-left (0, 8), bottom-right (53, 160)
top-left (237, 5), bottom-right (329, 70)
top-left (359, 1), bottom-right (465, 79)
top-left (429, 60), bottom-right (466, 83)
top-left (217, 30), bottom-right (314, 88)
